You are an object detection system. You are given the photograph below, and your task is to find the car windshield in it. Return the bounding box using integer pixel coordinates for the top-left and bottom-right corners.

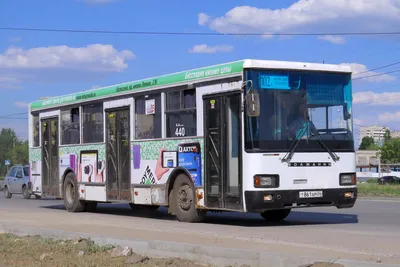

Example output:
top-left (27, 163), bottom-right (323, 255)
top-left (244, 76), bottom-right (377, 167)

top-left (244, 68), bottom-right (354, 152)
top-left (23, 167), bottom-right (29, 176)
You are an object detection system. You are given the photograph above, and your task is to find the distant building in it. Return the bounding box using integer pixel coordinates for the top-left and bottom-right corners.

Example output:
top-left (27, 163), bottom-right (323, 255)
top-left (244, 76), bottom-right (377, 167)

top-left (391, 130), bottom-right (400, 139)
top-left (358, 125), bottom-right (391, 146)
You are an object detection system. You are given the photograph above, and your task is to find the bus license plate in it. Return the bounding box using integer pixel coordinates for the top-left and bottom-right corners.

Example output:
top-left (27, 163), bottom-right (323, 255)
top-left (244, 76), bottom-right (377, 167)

top-left (299, 191), bottom-right (323, 198)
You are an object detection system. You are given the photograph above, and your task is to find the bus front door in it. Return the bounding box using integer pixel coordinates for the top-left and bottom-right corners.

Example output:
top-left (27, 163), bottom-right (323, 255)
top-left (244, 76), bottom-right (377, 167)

top-left (203, 92), bottom-right (242, 210)
top-left (41, 118), bottom-right (60, 197)
top-left (105, 108), bottom-right (131, 201)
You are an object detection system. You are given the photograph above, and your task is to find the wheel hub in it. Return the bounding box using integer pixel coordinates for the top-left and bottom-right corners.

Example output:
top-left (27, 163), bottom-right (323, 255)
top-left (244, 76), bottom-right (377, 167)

top-left (66, 183), bottom-right (74, 204)
top-left (177, 184), bottom-right (193, 211)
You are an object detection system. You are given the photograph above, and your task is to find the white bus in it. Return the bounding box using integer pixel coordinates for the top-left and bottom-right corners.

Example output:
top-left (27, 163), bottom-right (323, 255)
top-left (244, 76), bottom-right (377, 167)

top-left (27, 59), bottom-right (357, 223)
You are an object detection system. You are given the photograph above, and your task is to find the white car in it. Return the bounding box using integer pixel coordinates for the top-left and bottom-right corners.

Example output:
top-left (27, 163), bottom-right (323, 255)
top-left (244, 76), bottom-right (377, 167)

top-left (3, 165), bottom-right (31, 199)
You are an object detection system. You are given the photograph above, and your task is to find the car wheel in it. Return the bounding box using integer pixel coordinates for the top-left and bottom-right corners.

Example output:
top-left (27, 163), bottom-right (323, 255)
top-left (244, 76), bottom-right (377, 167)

top-left (4, 186), bottom-right (12, 199)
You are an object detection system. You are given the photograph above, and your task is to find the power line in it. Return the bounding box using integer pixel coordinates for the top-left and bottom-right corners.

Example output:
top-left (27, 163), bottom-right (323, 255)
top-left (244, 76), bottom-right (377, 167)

top-left (0, 117), bottom-right (28, 120)
top-left (1, 27), bottom-right (400, 36)
top-left (354, 95), bottom-right (400, 105)
top-left (353, 61), bottom-right (400, 77)
top-left (352, 69), bottom-right (400, 81)
top-left (0, 112), bottom-right (28, 118)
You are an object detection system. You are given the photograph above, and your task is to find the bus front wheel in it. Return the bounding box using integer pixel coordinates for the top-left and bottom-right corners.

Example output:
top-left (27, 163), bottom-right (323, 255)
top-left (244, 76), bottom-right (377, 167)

top-left (171, 174), bottom-right (206, 223)
top-left (260, 209), bottom-right (291, 222)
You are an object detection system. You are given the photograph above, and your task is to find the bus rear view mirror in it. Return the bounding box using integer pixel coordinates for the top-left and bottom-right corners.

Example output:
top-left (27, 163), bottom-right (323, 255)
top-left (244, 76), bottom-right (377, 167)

top-left (245, 91), bottom-right (260, 117)
top-left (343, 103), bottom-right (351, 120)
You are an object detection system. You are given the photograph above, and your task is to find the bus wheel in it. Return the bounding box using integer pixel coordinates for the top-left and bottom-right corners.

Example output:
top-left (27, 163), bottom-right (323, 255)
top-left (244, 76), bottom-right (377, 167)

top-left (171, 174), bottom-right (206, 223)
top-left (63, 172), bottom-right (85, 212)
top-left (4, 186), bottom-right (12, 199)
top-left (260, 209), bottom-right (291, 222)
top-left (22, 185), bottom-right (31, 199)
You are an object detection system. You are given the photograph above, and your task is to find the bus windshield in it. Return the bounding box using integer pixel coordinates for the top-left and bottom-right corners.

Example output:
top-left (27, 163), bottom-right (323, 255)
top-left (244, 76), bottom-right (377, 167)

top-left (244, 68), bottom-right (354, 153)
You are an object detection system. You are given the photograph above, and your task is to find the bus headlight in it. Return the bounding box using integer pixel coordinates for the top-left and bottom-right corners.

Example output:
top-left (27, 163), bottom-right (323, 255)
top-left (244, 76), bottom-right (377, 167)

top-left (340, 173), bottom-right (356, 186)
top-left (254, 175), bottom-right (279, 188)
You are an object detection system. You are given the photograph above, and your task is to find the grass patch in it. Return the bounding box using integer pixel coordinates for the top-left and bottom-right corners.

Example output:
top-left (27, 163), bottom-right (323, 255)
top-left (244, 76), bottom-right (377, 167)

top-left (357, 183), bottom-right (400, 198)
top-left (0, 233), bottom-right (208, 267)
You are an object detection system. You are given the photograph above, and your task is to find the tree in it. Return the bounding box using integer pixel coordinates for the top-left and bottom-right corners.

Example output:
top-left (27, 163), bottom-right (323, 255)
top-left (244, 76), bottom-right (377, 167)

top-left (384, 129), bottom-right (391, 143)
top-left (359, 136), bottom-right (377, 150)
top-left (378, 137), bottom-right (400, 164)
top-left (0, 128), bottom-right (28, 177)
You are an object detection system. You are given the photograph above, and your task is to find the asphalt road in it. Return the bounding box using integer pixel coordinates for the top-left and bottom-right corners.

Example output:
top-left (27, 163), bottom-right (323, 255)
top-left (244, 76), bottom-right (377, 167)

top-left (0, 194), bottom-right (399, 265)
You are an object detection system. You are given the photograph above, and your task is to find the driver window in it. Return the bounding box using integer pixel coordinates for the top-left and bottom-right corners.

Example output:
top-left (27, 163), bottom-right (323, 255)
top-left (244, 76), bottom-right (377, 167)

top-left (8, 167), bottom-right (17, 177)
top-left (16, 168), bottom-right (23, 178)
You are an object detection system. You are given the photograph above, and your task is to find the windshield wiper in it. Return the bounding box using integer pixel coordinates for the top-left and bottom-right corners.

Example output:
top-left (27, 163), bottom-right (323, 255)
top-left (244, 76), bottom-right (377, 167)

top-left (281, 119), bottom-right (340, 163)
top-left (281, 122), bottom-right (309, 163)
top-left (308, 120), bottom-right (340, 162)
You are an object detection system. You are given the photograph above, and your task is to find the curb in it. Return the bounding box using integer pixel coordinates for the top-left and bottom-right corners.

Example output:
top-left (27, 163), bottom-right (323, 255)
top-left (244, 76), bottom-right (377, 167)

top-left (0, 223), bottom-right (397, 267)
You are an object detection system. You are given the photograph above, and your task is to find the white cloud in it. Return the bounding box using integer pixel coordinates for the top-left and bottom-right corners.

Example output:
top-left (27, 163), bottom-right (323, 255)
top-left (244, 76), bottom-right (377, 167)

top-left (353, 91), bottom-right (400, 105)
top-left (199, 1), bottom-right (400, 40)
top-left (339, 63), bottom-right (397, 82)
top-left (318, 35), bottom-right (346, 44)
top-left (378, 112), bottom-right (400, 123)
top-left (0, 75), bottom-right (22, 89)
top-left (189, 44), bottom-right (233, 54)
top-left (353, 118), bottom-right (364, 125)
top-left (198, 13), bottom-right (211, 26)
top-left (0, 44), bottom-right (135, 72)
top-left (261, 33), bottom-right (274, 39)
top-left (14, 101), bottom-right (29, 108)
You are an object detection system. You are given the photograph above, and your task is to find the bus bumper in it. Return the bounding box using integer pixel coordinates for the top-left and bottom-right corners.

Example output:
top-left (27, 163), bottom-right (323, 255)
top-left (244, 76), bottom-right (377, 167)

top-left (244, 188), bottom-right (357, 213)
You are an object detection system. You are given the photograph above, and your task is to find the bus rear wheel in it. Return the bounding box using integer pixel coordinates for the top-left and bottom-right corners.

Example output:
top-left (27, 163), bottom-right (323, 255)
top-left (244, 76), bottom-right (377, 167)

top-left (63, 172), bottom-right (85, 212)
top-left (171, 174), bottom-right (206, 223)
top-left (22, 185), bottom-right (31, 199)
top-left (260, 209), bottom-right (291, 222)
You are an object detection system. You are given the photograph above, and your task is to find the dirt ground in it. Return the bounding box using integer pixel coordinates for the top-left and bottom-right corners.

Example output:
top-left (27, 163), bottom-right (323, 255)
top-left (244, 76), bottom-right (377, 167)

top-left (0, 233), bottom-right (209, 267)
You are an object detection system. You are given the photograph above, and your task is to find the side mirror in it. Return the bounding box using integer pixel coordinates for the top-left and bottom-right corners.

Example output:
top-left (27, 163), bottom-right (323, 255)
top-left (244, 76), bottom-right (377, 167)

top-left (16, 174), bottom-right (23, 179)
top-left (245, 91), bottom-right (260, 117)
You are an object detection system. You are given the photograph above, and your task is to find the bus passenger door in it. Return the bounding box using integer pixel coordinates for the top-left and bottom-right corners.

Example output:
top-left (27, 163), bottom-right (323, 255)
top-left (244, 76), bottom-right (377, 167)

top-left (105, 108), bottom-right (131, 201)
top-left (203, 92), bottom-right (242, 210)
top-left (41, 118), bottom-right (60, 197)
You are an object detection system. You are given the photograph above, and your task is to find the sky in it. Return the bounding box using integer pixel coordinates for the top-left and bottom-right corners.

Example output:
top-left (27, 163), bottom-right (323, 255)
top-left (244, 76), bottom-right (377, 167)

top-left (1, 0), bottom-right (400, 146)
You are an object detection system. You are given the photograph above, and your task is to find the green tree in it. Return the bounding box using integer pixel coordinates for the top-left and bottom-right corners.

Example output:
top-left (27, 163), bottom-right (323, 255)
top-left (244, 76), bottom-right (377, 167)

top-left (378, 137), bottom-right (400, 164)
top-left (0, 128), bottom-right (28, 176)
top-left (384, 129), bottom-right (391, 143)
top-left (359, 136), bottom-right (376, 150)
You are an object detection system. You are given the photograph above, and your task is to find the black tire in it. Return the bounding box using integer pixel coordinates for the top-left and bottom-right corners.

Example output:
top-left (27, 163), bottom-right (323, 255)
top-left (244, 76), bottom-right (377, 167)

top-left (22, 185), bottom-right (31, 199)
top-left (129, 203), bottom-right (159, 211)
top-left (4, 186), bottom-right (12, 199)
top-left (63, 172), bottom-right (86, 212)
top-left (34, 194), bottom-right (41, 200)
top-left (84, 201), bottom-right (98, 212)
top-left (260, 209), bottom-right (291, 222)
top-left (171, 174), bottom-right (206, 223)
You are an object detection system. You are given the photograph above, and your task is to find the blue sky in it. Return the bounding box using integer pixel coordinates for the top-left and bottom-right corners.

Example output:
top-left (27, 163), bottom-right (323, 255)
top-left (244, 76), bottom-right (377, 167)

top-left (1, 0), bottom-right (400, 145)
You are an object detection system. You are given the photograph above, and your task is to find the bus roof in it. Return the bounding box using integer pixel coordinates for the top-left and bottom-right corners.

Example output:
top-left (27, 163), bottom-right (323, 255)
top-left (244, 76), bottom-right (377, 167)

top-left (29, 59), bottom-right (352, 111)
